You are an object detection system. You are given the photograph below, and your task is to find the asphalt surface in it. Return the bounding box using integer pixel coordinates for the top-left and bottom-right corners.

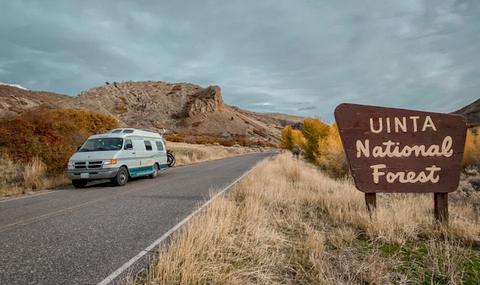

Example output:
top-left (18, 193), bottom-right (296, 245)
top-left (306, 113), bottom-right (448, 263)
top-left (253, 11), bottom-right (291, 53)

top-left (0, 150), bottom-right (275, 285)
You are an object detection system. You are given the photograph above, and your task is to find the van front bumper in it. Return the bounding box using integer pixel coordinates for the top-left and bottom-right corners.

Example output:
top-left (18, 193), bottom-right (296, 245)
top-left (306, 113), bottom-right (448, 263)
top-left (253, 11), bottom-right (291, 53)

top-left (67, 167), bottom-right (120, 180)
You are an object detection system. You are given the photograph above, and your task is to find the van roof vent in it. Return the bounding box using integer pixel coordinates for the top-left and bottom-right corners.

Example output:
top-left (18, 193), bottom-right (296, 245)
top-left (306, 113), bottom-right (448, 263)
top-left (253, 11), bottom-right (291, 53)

top-left (122, 129), bottom-right (134, 133)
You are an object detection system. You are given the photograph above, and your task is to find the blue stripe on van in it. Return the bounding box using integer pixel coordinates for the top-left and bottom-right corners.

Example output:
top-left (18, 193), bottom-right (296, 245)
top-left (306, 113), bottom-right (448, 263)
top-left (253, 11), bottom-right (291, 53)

top-left (129, 166), bottom-right (154, 177)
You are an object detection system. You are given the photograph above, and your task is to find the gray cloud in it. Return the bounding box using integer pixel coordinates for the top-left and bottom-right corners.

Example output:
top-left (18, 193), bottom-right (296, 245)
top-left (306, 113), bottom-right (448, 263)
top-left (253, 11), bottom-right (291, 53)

top-left (298, 106), bottom-right (317, 111)
top-left (1, 0), bottom-right (479, 121)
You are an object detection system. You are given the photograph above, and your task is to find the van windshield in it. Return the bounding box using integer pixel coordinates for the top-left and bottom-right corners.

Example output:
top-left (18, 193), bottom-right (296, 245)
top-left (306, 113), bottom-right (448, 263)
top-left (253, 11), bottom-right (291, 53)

top-left (78, 138), bottom-right (124, 152)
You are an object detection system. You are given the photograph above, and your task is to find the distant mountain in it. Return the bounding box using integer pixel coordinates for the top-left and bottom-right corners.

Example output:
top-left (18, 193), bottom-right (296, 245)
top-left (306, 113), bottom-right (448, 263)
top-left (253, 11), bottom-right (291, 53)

top-left (453, 98), bottom-right (480, 127)
top-left (0, 81), bottom-right (306, 145)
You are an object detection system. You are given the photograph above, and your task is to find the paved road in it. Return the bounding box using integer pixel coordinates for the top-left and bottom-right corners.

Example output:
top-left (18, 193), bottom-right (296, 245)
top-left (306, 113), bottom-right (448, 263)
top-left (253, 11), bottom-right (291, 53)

top-left (0, 150), bottom-right (274, 285)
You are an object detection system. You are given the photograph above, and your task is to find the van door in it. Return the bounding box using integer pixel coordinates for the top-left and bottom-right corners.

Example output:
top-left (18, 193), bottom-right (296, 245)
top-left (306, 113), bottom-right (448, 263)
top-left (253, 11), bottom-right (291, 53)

top-left (125, 139), bottom-right (154, 177)
top-left (142, 140), bottom-right (154, 170)
top-left (155, 141), bottom-right (168, 170)
top-left (122, 139), bottom-right (137, 173)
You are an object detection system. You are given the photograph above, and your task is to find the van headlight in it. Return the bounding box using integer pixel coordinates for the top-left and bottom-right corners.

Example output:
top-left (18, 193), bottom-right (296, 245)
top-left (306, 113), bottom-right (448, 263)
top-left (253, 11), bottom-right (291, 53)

top-left (103, 159), bottom-right (117, 165)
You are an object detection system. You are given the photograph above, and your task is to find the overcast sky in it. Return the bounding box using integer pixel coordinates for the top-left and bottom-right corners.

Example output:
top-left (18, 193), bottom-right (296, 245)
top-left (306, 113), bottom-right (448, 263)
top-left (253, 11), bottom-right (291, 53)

top-left (1, 0), bottom-right (479, 122)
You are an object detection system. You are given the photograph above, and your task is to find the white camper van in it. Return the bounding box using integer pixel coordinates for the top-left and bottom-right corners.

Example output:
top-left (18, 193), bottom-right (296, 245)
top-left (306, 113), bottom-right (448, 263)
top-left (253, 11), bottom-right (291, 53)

top-left (67, 128), bottom-right (168, 188)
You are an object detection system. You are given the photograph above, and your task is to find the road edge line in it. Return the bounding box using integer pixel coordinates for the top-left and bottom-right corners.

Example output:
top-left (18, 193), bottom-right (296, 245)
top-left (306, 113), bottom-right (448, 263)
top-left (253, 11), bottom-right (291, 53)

top-left (97, 151), bottom-right (275, 285)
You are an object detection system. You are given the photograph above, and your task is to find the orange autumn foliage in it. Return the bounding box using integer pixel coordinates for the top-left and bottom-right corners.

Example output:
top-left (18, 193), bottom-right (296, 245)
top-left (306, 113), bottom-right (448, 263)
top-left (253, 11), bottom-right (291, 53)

top-left (0, 108), bottom-right (118, 174)
top-left (463, 128), bottom-right (480, 167)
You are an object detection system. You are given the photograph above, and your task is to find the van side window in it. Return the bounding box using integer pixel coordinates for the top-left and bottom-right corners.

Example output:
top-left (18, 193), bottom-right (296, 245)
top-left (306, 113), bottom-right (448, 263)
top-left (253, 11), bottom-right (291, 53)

top-left (124, 139), bottom-right (133, 150)
top-left (144, 141), bottom-right (152, 151)
top-left (155, 141), bottom-right (164, 151)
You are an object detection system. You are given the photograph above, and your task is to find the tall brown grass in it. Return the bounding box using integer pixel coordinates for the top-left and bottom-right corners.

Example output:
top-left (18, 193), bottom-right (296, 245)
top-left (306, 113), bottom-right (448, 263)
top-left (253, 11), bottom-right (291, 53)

top-left (0, 156), bottom-right (70, 197)
top-left (23, 156), bottom-right (45, 191)
top-left (132, 153), bottom-right (480, 285)
top-left (0, 156), bottom-right (25, 197)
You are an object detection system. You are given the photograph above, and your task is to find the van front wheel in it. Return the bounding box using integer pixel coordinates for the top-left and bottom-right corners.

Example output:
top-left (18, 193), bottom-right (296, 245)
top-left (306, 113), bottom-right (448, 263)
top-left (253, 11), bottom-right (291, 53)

top-left (113, 167), bottom-right (129, 186)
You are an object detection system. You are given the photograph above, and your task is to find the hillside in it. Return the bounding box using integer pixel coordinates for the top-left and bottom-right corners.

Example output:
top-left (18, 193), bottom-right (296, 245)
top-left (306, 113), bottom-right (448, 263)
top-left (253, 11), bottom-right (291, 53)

top-left (0, 85), bottom-right (69, 115)
top-left (453, 98), bottom-right (480, 126)
top-left (0, 81), bottom-right (306, 145)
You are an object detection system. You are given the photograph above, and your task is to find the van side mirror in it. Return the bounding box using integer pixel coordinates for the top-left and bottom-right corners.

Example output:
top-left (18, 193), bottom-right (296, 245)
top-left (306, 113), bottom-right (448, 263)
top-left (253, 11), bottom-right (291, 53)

top-left (77, 146), bottom-right (81, 151)
top-left (125, 143), bottom-right (133, 150)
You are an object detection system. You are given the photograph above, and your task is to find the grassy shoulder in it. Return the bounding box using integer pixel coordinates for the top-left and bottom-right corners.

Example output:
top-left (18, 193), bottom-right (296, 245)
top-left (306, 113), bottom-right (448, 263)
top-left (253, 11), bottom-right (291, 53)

top-left (0, 143), bottom-right (267, 198)
top-left (131, 153), bottom-right (480, 285)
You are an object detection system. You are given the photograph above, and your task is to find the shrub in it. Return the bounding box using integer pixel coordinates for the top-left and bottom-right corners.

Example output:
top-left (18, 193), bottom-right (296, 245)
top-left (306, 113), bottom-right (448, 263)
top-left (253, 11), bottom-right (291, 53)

top-left (111, 106), bottom-right (128, 114)
top-left (220, 139), bottom-right (235, 147)
top-left (166, 136), bottom-right (185, 143)
top-left (192, 137), bottom-right (222, 145)
top-left (0, 108), bottom-right (119, 174)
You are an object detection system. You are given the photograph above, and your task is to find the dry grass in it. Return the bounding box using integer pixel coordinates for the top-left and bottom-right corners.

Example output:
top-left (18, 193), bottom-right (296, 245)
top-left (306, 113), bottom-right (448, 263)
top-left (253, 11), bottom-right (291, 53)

top-left (0, 156), bottom-right (25, 197)
top-left (0, 156), bottom-right (73, 198)
top-left (132, 153), bottom-right (480, 285)
top-left (166, 142), bottom-right (267, 166)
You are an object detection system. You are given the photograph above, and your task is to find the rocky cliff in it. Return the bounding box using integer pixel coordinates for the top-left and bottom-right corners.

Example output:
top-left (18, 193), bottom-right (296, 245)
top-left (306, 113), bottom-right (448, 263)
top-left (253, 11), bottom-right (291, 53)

top-left (186, 85), bottom-right (224, 117)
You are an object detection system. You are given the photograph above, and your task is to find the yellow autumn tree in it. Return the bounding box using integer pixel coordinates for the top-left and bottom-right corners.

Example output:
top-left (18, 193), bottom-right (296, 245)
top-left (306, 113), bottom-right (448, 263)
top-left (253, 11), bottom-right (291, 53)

top-left (280, 126), bottom-right (304, 150)
top-left (463, 129), bottom-right (480, 167)
top-left (317, 123), bottom-right (349, 177)
top-left (280, 116), bottom-right (349, 178)
top-left (280, 126), bottom-right (294, 150)
top-left (301, 116), bottom-right (330, 161)
top-left (292, 129), bottom-right (304, 148)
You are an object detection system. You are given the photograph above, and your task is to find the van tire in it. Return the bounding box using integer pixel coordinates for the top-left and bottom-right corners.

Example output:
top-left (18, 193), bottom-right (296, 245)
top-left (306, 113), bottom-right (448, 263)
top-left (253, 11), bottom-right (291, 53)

top-left (113, 167), bottom-right (129, 186)
top-left (149, 164), bottom-right (159, 179)
top-left (72, 180), bottom-right (88, 188)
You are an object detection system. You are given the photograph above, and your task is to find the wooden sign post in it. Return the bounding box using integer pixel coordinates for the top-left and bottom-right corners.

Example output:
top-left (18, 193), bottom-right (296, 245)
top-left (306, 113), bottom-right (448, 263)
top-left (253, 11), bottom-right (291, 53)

top-left (334, 103), bottom-right (467, 225)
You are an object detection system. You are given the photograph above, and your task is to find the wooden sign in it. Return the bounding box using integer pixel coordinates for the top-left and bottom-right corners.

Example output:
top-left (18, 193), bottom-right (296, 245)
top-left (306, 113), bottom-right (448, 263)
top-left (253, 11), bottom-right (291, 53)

top-left (334, 103), bottom-right (467, 194)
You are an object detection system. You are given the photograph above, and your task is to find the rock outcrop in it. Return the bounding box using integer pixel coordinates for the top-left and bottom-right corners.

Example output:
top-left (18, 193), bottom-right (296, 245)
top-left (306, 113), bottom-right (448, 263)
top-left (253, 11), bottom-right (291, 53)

top-left (186, 85), bottom-right (224, 117)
